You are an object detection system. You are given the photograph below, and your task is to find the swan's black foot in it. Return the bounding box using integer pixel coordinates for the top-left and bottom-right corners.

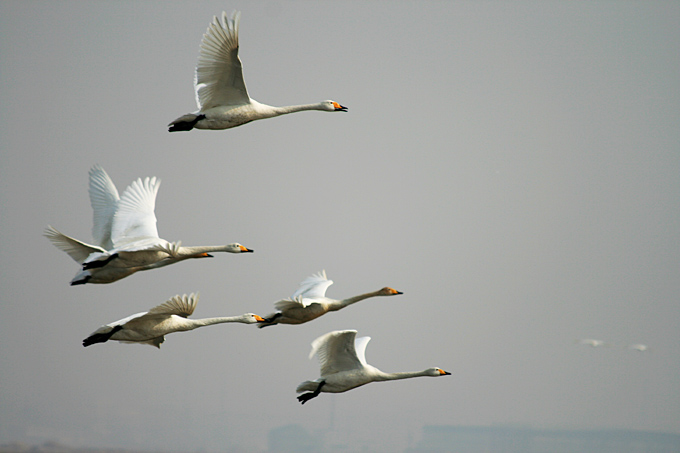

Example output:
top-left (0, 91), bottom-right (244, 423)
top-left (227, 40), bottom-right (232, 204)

top-left (82, 325), bottom-right (123, 347)
top-left (257, 313), bottom-right (281, 328)
top-left (297, 381), bottom-right (325, 405)
top-left (168, 114), bottom-right (206, 132)
top-left (83, 253), bottom-right (118, 270)
top-left (70, 275), bottom-right (91, 286)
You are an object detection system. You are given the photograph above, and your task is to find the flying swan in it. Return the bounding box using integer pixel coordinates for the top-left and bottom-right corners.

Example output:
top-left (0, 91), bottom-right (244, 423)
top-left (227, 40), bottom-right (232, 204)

top-left (168, 10), bottom-right (347, 132)
top-left (83, 292), bottom-right (265, 348)
top-left (296, 330), bottom-right (451, 404)
top-left (44, 165), bottom-right (253, 285)
top-left (258, 270), bottom-right (402, 328)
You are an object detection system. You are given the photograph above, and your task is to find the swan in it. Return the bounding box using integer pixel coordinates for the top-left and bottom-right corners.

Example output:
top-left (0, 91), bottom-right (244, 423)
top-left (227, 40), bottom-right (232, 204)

top-left (628, 343), bottom-right (650, 352)
top-left (168, 10), bottom-right (347, 132)
top-left (575, 339), bottom-right (608, 348)
top-left (83, 292), bottom-right (265, 348)
top-left (44, 165), bottom-right (253, 285)
top-left (258, 270), bottom-right (402, 328)
top-left (296, 330), bottom-right (450, 404)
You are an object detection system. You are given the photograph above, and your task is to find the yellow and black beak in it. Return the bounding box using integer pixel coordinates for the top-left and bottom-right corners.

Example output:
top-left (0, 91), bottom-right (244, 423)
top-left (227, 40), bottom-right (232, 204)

top-left (240, 246), bottom-right (254, 253)
top-left (254, 315), bottom-right (266, 322)
top-left (440, 369), bottom-right (452, 376)
top-left (333, 102), bottom-right (348, 112)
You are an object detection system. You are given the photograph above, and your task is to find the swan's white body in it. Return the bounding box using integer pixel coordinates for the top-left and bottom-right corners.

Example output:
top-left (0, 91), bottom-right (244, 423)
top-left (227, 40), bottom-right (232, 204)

top-left (258, 270), bottom-right (402, 328)
top-left (168, 11), bottom-right (347, 132)
top-left (44, 165), bottom-right (252, 285)
top-left (83, 293), bottom-right (265, 348)
top-left (296, 330), bottom-right (450, 404)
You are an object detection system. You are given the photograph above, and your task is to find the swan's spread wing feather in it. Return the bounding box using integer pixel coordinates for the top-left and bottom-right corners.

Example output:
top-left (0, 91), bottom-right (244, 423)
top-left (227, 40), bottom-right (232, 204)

top-left (44, 225), bottom-right (107, 264)
top-left (274, 296), bottom-right (307, 311)
top-left (292, 270), bottom-right (333, 300)
top-left (120, 337), bottom-right (165, 348)
top-left (354, 336), bottom-right (371, 367)
top-left (88, 165), bottom-right (120, 249)
top-left (310, 330), bottom-right (364, 377)
top-left (147, 293), bottom-right (198, 318)
top-left (111, 176), bottom-right (160, 246)
top-left (195, 10), bottom-right (250, 110)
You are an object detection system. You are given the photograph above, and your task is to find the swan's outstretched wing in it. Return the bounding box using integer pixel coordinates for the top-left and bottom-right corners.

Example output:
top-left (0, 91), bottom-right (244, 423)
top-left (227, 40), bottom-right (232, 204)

top-left (195, 10), bottom-right (250, 111)
top-left (310, 330), bottom-right (366, 377)
top-left (146, 293), bottom-right (199, 318)
top-left (292, 270), bottom-right (334, 300)
top-left (274, 296), bottom-right (307, 311)
top-left (88, 165), bottom-right (120, 250)
top-left (111, 176), bottom-right (160, 246)
top-left (44, 225), bottom-right (106, 264)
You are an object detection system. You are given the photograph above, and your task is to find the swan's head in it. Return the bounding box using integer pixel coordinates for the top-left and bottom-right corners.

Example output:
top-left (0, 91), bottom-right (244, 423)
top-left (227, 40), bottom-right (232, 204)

top-left (241, 314), bottom-right (266, 324)
top-left (427, 367), bottom-right (451, 377)
top-left (226, 243), bottom-right (254, 253)
top-left (378, 287), bottom-right (403, 296)
top-left (322, 100), bottom-right (348, 112)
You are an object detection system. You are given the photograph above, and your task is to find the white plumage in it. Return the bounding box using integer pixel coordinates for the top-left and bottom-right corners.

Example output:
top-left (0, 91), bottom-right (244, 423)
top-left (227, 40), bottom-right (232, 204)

top-left (296, 330), bottom-right (451, 404)
top-left (258, 270), bottom-right (402, 328)
top-left (82, 293), bottom-right (265, 348)
top-left (45, 165), bottom-right (253, 285)
top-left (168, 11), bottom-right (347, 132)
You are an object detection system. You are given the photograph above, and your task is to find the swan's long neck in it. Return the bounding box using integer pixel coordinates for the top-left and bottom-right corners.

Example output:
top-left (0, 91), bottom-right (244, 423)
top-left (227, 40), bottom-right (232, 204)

top-left (175, 245), bottom-right (230, 257)
top-left (328, 290), bottom-right (383, 312)
top-left (375, 370), bottom-right (432, 382)
top-left (271, 103), bottom-right (327, 116)
top-left (185, 316), bottom-right (248, 328)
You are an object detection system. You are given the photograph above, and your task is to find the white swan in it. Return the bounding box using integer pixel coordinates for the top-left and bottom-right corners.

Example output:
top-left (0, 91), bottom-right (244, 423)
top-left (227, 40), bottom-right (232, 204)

top-left (628, 343), bottom-right (650, 352)
top-left (296, 330), bottom-right (450, 404)
top-left (575, 339), bottom-right (608, 348)
top-left (44, 165), bottom-right (252, 285)
top-left (168, 10), bottom-right (347, 132)
top-left (83, 292), bottom-right (265, 348)
top-left (258, 270), bottom-right (402, 328)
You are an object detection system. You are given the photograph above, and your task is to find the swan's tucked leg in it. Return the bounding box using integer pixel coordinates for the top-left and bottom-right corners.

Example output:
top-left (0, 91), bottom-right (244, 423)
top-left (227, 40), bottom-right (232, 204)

top-left (168, 114), bottom-right (206, 132)
top-left (82, 325), bottom-right (123, 347)
top-left (258, 312), bottom-right (282, 328)
top-left (297, 381), bottom-right (325, 405)
top-left (83, 253), bottom-right (119, 270)
top-left (70, 274), bottom-right (91, 286)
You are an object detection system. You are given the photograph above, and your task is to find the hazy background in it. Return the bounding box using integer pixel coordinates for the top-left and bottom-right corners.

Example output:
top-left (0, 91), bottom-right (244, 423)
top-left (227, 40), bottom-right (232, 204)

top-left (1, 1), bottom-right (679, 451)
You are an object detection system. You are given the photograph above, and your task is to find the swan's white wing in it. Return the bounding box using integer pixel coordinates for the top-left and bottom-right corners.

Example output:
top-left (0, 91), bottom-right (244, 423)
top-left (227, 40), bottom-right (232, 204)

top-left (274, 296), bottom-right (308, 311)
top-left (354, 336), bottom-right (371, 367)
top-left (195, 10), bottom-right (250, 111)
top-left (111, 176), bottom-right (160, 246)
top-left (292, 270), bottom-right (334, 300)
top-left (146, 293), bottom-right (198, 318)
top-left (44, 225), bottom-right (107, 264)
top-left (88, 165), bottom-right (119, 249)
top-left (310, 330), bottom-right (364, 377)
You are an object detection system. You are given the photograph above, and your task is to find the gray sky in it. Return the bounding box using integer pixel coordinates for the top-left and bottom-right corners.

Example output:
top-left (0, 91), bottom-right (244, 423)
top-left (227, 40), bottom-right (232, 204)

top-left (1, 1), bottom-right (679, 451)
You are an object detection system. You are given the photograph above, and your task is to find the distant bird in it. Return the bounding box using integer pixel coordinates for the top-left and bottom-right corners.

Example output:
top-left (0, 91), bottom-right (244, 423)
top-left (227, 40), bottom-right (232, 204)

top-left (628, 344), bottom-right (650, 352)
top-left (44, 165), bottom-right (253, 285)
top-left (258, 270), bottom-right (402, 328)
top-left (296, 330), bottom-right (450, 404)
top-left (83, 293), bottom-right (265, 348)
top-left (575, 339), bottom-right (608, 348)
top-left (168, 10), bottom-right (347, 132)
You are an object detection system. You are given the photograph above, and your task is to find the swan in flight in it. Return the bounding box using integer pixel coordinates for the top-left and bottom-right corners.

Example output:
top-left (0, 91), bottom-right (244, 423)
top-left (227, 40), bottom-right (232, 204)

top-left (83, 293), bottom-right (265, 348)
top-left (628, 343), bottom-right (650, 352)
top-left (45, 165), bottom-right (252, 285)
top-left (258, 270), bottom-right (402, 328)
top-left (168, 10), bottom-right (347, 132)
top-left (296, 330), bottom-right (450, 404)
top-left (575, 339), bottom-right (609, 348)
